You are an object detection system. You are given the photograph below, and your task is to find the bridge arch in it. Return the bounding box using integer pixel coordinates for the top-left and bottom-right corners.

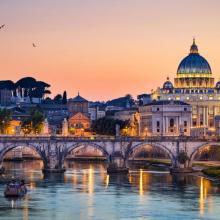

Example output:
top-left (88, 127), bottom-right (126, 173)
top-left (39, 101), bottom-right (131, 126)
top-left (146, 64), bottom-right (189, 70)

top-left (189, 142), bottom-right (220, 166)
top-left (62, 142), bottom-right (109, 163)
top-left (0, 143), bottom-right (48, 169)
top-left (127, 142), bottom-right (176, 166)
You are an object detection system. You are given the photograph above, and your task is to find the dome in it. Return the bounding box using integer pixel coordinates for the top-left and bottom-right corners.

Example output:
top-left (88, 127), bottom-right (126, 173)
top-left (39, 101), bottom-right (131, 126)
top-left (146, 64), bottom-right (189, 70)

top-left (163, 77), bottom-right (173, 89)
top-left (177, 39), bottom-right (212, 75)
top-left (216, 81), bottom-right (220, 89)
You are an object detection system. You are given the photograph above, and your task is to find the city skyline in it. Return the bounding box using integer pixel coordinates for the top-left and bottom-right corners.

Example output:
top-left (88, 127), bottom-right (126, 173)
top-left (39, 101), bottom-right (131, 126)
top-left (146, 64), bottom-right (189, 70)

top-left (0, 0), bottom-right (220, 100)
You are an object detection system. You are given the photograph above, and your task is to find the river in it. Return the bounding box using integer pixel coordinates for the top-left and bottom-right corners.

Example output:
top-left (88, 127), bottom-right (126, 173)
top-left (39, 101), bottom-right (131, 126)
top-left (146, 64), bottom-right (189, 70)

top-left (0, 160), bottom-right (220, 220)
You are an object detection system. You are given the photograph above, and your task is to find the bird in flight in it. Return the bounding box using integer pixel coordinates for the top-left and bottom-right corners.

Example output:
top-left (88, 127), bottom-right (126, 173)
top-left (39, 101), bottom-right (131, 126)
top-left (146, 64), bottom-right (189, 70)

top-left (0, 24), bottom-right (5, 29)
top-left (32, 43), bottom-right (37, 48)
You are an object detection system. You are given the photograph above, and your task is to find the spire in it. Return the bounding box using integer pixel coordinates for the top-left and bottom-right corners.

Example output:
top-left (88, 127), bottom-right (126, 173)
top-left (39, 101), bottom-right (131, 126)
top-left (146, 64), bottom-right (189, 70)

top-left (190, 38), bottom-right (199, 54)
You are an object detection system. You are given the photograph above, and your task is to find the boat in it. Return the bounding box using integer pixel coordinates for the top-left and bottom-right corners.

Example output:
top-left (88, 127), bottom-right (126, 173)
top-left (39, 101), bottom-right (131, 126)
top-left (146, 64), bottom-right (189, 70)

top-left (4, 180), bottom-right (27, 197)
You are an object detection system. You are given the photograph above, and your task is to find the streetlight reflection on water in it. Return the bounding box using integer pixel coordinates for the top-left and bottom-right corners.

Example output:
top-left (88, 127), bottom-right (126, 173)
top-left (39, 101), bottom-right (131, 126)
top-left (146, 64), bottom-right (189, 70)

top-left (139, 169), bottom-right (143, 196)
top-left (199, 177), bottom-right (212, 216)
top-left (1, 161), bottom-right (219, 219)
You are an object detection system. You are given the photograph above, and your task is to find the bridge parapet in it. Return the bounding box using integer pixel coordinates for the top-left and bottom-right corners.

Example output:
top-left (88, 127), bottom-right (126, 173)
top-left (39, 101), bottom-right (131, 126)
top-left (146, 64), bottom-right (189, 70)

top-left (0, 135), bottom-right (219, 173)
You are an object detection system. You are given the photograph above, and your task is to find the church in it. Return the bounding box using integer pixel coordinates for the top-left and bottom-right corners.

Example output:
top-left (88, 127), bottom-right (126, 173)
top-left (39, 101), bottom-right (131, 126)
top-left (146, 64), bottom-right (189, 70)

top-left (151, 39), bottom-right (220, 136)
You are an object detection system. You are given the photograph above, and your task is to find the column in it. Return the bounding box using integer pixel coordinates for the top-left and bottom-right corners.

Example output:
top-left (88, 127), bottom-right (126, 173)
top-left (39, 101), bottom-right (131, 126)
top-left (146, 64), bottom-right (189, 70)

top-left (203, 107), bottom-right (206, 127)
top-left (162, 116), bottom-right (166, 135)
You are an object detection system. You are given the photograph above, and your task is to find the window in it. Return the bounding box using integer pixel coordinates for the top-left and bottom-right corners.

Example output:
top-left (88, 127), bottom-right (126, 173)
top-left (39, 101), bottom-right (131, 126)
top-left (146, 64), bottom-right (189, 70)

top-left (157, 129), bottom-right (160, 133)
top-left (184, 121), bottom-right (187, 126)
top-left (156, 121), bottom-right (160, 127)
top-left (184, 108), bottom-right (187, 111)
top-left (193, 120), bottom-right (197, 127)
top-left (170, 118), bottom-right (174, 127)
top-left (157, 108), bottom-right (160, 111)
top-left (184, 129), bottom-right (187, 132)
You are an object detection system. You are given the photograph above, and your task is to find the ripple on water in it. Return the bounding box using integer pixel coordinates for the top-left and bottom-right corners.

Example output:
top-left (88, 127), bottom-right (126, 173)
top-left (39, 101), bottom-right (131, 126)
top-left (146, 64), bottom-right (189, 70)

top-left (0, 162), bottom-right (220, 220)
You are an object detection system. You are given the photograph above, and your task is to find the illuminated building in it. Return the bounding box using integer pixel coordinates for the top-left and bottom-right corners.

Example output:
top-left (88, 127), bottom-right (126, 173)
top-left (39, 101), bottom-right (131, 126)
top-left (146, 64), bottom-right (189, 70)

top-left (68, 93), bottom-right (89, 116)
top-left (152, 39), bottom-right (220, 135)
top-left (68, 93), bottom-right (91, 135)
top-left (139, 100), bottom-right (191, 136)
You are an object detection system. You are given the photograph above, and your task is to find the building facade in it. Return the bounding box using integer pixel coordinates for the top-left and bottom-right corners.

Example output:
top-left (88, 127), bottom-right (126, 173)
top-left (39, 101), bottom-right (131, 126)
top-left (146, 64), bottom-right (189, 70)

top-left (68, 93), bottom-right (89, 116)
top-left (139, 100), bottom-right (191, 137)
top-left (152, 39), bottom-right (220, 135)
top-left (88, 106), bottom-right (106, 121)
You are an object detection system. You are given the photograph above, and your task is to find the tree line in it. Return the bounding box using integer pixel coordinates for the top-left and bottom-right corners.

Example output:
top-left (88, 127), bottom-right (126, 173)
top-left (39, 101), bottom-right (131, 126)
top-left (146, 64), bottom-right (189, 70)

top-left (0, 77), bottom-right (51, 100)
top-left (91, 117), bottom-right (130, 136)
top-left (0, 107), bottom-right (44, 134)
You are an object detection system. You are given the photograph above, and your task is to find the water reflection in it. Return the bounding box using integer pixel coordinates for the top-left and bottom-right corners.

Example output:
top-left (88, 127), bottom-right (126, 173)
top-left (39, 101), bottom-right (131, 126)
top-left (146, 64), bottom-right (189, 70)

top-left (105, 175), bottom-right (109, 188)
top-left (23, 196), bottom-right (29, 220)
top-left (199, 177), bottom-right (212, 215)
top-left (0, 161), bottom-right (220, 220)
top-left (139, 169), bottom-right (143, 196)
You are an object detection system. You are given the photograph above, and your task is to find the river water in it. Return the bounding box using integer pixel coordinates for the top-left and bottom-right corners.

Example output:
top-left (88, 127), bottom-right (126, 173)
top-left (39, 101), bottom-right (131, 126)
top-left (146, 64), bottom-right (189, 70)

top-left (0, 161), bottom-right (220, 220)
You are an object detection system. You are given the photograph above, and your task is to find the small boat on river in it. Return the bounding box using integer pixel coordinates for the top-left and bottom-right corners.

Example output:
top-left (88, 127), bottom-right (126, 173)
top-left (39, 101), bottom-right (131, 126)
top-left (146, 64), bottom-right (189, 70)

top-left (4, 179), bottom-right (27, 197)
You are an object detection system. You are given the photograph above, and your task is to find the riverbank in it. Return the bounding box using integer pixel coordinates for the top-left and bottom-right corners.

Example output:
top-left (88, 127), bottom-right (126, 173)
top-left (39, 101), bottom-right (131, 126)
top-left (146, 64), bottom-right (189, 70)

top-left (202, 166), bottom-right (220, 178)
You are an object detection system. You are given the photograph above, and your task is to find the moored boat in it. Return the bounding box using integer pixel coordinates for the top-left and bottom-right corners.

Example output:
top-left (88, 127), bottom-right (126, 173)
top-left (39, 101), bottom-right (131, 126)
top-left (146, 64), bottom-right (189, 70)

top-left (4, 180), bottom-right (27, 197)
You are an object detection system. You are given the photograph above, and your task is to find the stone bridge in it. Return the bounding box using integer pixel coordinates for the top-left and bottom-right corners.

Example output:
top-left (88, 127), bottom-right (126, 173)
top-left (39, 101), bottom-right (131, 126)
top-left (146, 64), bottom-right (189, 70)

top-left (0, 136), bottom-right (220, 173)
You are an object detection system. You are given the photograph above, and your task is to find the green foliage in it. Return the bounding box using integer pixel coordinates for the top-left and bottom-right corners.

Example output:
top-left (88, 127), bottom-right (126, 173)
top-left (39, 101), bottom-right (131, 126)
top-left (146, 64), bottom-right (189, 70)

top-left (0, 109), bottom-right (11, 134)
top-left (21, 108), bottom-right (44, 134)
top-left (177, 151), bottom-right (189, 164)
top-left (20, 118), bottom-right (32, 134)
top-left (91, 117), bottom-right (130, 135)
top-left (203, 166), bottom-right (220, 178)
top-left (31, 109), bottom-right (44, 133)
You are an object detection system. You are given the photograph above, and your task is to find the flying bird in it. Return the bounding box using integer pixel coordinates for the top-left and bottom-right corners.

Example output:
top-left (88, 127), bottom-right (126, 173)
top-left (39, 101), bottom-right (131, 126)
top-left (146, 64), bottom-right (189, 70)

top-left (32, 43), bottom-right (37, 48)
top-left (0, 24), bottom-right (5, 29)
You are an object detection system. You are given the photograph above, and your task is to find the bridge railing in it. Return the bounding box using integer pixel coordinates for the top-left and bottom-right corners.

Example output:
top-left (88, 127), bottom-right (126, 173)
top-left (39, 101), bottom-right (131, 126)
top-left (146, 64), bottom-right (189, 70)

top-left (0, 134), bottom-right (220, 142)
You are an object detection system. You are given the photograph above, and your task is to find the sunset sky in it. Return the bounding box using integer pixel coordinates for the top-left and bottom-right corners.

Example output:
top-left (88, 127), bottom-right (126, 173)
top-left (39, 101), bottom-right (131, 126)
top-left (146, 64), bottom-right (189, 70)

top-left (0, 0), bottom-right (220, 101)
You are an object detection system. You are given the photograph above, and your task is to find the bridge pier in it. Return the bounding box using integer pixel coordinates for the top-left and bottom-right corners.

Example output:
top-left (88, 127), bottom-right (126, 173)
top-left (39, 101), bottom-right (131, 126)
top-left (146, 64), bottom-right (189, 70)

top-left (170, 150), bottom-right (193, 174)
top-left (107, 154), bottom-right (129, 174)
top-left (42, 144), bottom-right (66, 173)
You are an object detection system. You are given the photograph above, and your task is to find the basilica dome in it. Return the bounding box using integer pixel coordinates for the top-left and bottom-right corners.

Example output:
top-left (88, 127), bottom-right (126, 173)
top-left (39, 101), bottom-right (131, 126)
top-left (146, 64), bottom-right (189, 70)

top-left (216, 81), bottom-right (220, 89)
top-left (163, 77), bottom-right (173, 89)
top-left (177, 39), bottom-right (212, 75)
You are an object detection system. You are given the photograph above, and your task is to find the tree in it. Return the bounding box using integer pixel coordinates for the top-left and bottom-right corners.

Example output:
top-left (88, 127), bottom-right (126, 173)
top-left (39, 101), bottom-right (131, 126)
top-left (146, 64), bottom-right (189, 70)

top-left (16, 77), bottom-right (37, 97)
top-left (177, 151), bottom-right (189, 165)
top-left (0, 80), bottom-right (16, 97)
top-left (31, 109), bottom-right (44, 134)
top-left (0, 109), bottom-right (12, 134)
top-left (54, 94), bottom-right (62, 104)
top-left (28, 81), bottom-right (51, 99)
top-left (21, 108), bottom-right (44, 134)
top-left (62, 91), bottom-right (67, 104)
top-left (20, 118), bottom-right (32, 134)
top-left (0, 80), bottom-right (15, 90)
top-left (91, 117), bottom-right (130, 136)
top-left (43, 97), bottom-right (53, 104)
